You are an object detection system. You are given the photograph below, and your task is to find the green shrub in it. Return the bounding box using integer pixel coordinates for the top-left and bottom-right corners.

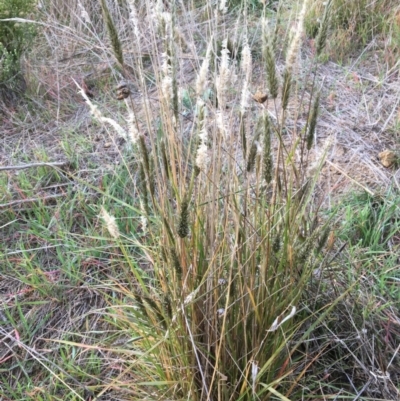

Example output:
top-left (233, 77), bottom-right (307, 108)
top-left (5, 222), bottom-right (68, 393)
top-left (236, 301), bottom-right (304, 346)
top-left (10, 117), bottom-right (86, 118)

top-left (0, 0), bottom-right (36, 102)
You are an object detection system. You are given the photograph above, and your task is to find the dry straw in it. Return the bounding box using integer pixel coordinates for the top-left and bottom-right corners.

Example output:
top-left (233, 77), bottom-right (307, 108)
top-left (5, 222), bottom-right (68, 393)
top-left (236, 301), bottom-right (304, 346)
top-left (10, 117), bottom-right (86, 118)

top-left (76, 82), bottom-right (127, 140)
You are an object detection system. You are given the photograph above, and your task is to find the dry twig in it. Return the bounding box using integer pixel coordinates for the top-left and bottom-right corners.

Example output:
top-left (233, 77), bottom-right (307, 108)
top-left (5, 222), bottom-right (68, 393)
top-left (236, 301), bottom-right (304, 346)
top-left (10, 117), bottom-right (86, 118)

top-left (0, 194), bottom-right (65, 209)
top-left (0, 162), bottom-right (70, 172)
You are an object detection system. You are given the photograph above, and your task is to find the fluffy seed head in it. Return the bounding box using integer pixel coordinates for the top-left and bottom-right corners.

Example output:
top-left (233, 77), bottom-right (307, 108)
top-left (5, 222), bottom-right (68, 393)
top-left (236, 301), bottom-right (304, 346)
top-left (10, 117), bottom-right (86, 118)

top-left (161, 76), bottom-right (173, 103)
top-left (219, 0), bottom-right (228, 14)
top-left (100, 207), bottom-right (120, 239)
top-left (216, 111), bottom-right (227, 138)
top-left (240, 80), bottom-right (250, 114)
top-left (128, 0), bottom-right (140, 38)
top-left (196, 127), bottom-right (209, 172)
top-left (160, 11), bottom-right (172, 39)
top-left (78, 1), bottom-right (91, 24)
top-left (77, 83), bottom-right (127, 139)
top-left (140, 201), bottom-right (148, 234)
top-left (196, 40), bottom-right (213, 96)
top-left (241, 39), bottom-right (252, 82)
top-left (128, 112), bottom-right (140, 145)
top-left (286, 0), bottom-right (310, 72)
top-left (216, 39), bottom-right (232, 108)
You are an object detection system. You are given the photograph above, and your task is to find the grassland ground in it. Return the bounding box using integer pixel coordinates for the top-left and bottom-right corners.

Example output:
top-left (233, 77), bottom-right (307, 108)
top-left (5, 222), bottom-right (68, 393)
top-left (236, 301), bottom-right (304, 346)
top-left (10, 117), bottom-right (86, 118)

top-left (1, 0), bottom-right (400, 400)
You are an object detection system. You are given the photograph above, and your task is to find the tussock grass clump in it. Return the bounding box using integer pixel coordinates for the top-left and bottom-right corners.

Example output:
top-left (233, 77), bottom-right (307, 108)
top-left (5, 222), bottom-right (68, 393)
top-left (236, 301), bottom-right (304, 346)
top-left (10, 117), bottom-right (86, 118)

top-left (70, 1), bottom-right (336, 400)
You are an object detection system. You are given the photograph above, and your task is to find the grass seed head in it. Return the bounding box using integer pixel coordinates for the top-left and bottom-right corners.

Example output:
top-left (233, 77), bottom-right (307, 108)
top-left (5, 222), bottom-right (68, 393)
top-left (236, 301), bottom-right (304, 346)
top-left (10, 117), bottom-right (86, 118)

top-left (241, 38), bottom-right (252, 82)
top-left (178, 196), bottom-right (190, 238)
top-left (169, 247), bottom-right (182, 278)
top-left (139, 162), bottom-right (149, 213)
top-left (281, 68), bottom-right (292, 111)
top-left (161, 140), bottom-right (170, 180)
top-left (247, 141), bottom-right (258, 173)
top-left (240, 113), bottom-right (247, 159)
top-left (286, 0), bottom-right (310, 72)
top-left (128, 111), bottom-right (140, 145)
top-left (316, 0), bottom-right (333, 56)
top-left (316, 225), bottom-right (331, 254)
top-left (128, 0), bottom-right (140, 38)
top-left (100, 0), bottom-right (124, 67)
top-left (195, 127), bottom-right (208, 172)
top-left (216, 111), bottom-right (227, 138)
top-left (240, 80), bottom-right (250, 114)
top-left (140, 205), bottom-right (148, 234)
top-left (196, 39), bottom-right (213, 96)
top-left (216, 39), bottom-right (231, 108)
top-left (100, 207), bottom-right (120, 239)
top-left (306, 92), bottom-right (320, 150)
top-left (262, 115), bottom-right (273, 184)
top-left (139, 135), bottom-right (150, 182)
top-left (77, 83), bottom-right (127, 139)
top-left (219, 0), bottom-right (228, 14)
top-left (263, 20), bottom-right (279, 99)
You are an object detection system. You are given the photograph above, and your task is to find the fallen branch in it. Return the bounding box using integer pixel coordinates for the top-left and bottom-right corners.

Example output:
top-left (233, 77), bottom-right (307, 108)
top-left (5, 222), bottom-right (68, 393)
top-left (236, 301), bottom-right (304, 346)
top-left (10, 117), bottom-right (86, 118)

top-left (0, 194), bottom-right (65, 209)
top-left (0, 162), bottom-right (69, 172)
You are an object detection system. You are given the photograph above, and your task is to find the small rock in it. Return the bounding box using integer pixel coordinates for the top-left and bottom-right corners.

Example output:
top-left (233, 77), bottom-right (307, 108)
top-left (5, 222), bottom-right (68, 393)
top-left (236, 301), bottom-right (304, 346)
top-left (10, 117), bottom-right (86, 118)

top-left (104, 142), bottom-right (112, 149)
top-left (115, 81), bottom-right (131, 100)
top-left (252, 91), bottom-right (268, 104)
top-left (378, 150), bottom-right (398, 168)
